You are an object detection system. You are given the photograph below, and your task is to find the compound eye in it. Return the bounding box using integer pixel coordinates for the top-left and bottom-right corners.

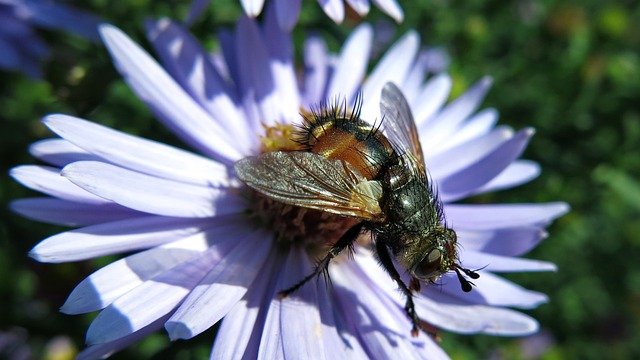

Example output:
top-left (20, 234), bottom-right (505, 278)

top-left (413, 249), bottom-right (442, 280)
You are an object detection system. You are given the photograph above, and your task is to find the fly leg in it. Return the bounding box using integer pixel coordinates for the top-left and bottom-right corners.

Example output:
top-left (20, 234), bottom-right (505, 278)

top-left (279, 222), bottom-right (364, 298)
top-left (376, 240), bottom-right (426, 337)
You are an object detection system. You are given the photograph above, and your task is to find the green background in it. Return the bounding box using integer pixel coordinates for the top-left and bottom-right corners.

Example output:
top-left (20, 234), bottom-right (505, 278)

top-left (1, 0), bottom-right (639, 359)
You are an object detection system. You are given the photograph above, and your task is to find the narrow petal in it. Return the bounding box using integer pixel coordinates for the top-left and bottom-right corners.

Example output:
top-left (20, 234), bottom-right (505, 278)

top-left (412, 73), bottom-right (452, 127)
top-left (371, 0), bottom-right (404, 23)
top-left (471, 160), bottom-right (541, 195)
top-left (428, 126), bottom-right (514, 180)
top-left (145, 19), bottom-right (254, 153)
top-left (10, 165), bottom-right (107, 204)
top-left (77, 314), bottom-right (169, 360)
top-left (325, 24), bottom-right (373, 104)
top-left (10, 198), bottom-right (139, 227)
top-left (420, 76), bottom-right (492, 147)
top-left (275, 0), bottom-right (301, 31)
top-left (278, 247), bottom-right (326, 359)
top-left (99, 24), bottom-right (242, 163)
top-left (257, 300), bottom-right (285, 359)
top-left (61, 161), bottom-right (246, 218)
top-left (457, 227), bottom-right (549, 257)
top-left (241, 0), bottom-right (266, 17)
top-left (318, 0), bottom-right (345, 24)
top-left (302, 34), bottom-right (329, 107)
top-left (345, 0), bottom-right (370, 16)
top-left (186, 0), bottom-right (210, 24)
top-left (415, 294), bottom-right (539, 336)
top-left (31, 216), bottom-right (215, 263)
top-left (264, 6), bottom-right (301, 123)
top-left (439, 128), bottom-right (534, 201)
top-left (460, 249), bottom-right (557, 272)
top-left (44, 114), bottom-right (230, 187)
top-left (361, 30), bottom-right (419, 120)
top-left (446, 202), bottom-right (570, 230)
top-left (86, 241), bottom-right (240, 345)
top-left (431, 108), bottom-right (499, 154)
top-left (29, 139), bottom-right (98, 167)
top-left (433, 271), bottom-right (548, 309)
top-left (211, 251), bottom-right (282, 360)
top-left (235, 16), bottom-right (283, 129)
top-left (61, 215), bottom-right (249, 314)
top-left (166, 228), bottom-right (272, 340)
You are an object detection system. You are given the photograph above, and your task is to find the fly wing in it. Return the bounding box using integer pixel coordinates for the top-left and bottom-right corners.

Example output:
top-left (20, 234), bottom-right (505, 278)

top-left (234, 151), bottom-right (384, 220)
top-left (380, 82), bottom-right (426, 172)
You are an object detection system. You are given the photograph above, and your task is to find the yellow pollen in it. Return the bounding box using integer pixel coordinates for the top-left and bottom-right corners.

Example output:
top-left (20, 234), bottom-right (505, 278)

top-left (260, 123), bottom-right (301, 153)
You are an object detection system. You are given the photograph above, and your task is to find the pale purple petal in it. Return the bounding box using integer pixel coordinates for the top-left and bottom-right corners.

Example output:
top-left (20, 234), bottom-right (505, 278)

top-left (61, 161), bottom-right (246, 218)
top-left (318, 0), bottom-right (345, 24)
top-left (211, 251), bottom-right (281, 360)
top-left (415, 294), bottom-right (539, 336)
top-left (29, 139), bottom-right (98, 167)
top-left (86, 239), bottom-right (241, 344)
top-left (371, 0), bottom-right (404, 23)
top-left (186, 0), bottom-right (210, 24)
top-left (411, 73), bottom-right (452, 128)
top-left (428, 126), bottom-right (515, 180)
top-left (235, 16), bottom-right (284, 130)
top-left (166, 228), bottom-right (272, 340)
top-left (302, 34), bottom-right (329, 107)
top-left (18, 0), bottom-right (101, 41)
top-left (420, 76), bottom-right (492, 147)
top-left (460, 249), bottom-right (557, 272)
top-left (360, 30), bottom-right (419, 120)
top-left (145, 19), bottom-right (256, 154)
top-left (432, 108), bottom-right (499, 154)
top-left (10, 165), bottom-right (107, 204)
top-left (44, 114), bottom-right (230, 187)
top-left (471, 160), bottom-right (541, 195)
top-left (10, 198), bottom-right (140, 227)
top-left (263, 6), bottom-right (302, 124)
top-left (345, 0), bottom-right (370, 16)
top-left (77, 314), bottom-right (169, 360)
top-left (257, 299), bottom-right (285, 358)
top-left (61, 215), bottom-right (249, 314)
top-left (325, 24), bottom-right (373, 103)
top-left (439, 128), bottom-right (534, 201)
top-left (241, 0), bottom-right (266, 17)
top-left (30, 216), bottom-right (215, 263)
top-left (434, 272), bottom-right (548, 309)
top-left (457, 227), bottom-right (549, 257)
top-left (446, 202), bottom-right (570, 230)
top-left (274, 0), bottom-right (301, 31)
top-left (100, 24), bottom-right (243, 163)
top-left (278, 247), bottom-right (326, 359)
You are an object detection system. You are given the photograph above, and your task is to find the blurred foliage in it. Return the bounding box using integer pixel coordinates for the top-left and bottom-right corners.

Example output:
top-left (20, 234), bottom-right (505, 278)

top-left (1, 0), bottom-right (639, 359)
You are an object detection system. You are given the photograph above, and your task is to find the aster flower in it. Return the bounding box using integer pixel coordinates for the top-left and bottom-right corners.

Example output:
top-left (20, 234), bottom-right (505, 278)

top-left (10, 10), bottom-right (567, 360)
top-left (187, 0), bottom-right (403, 30)
top-left (0, 0), bottom-right (101, 77)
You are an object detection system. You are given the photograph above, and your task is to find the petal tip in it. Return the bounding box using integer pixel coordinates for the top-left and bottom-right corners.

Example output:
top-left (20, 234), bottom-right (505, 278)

top-left (165, 321), bottom-right (194, 341)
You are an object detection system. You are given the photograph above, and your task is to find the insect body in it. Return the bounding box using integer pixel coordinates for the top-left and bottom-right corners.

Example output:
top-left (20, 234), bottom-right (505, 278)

top-left (234, 82), bottom-right (478, 336)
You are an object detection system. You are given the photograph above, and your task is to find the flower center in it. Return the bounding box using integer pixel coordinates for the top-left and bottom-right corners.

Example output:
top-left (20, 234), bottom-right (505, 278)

top-left (247, 122), bottom-right (361, 256)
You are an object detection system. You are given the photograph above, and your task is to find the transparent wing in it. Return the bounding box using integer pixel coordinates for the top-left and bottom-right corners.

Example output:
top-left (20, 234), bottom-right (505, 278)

top-left (380, 82), bottom-right (426, 172)
top-left (234, 151), bottom-right (384, 220)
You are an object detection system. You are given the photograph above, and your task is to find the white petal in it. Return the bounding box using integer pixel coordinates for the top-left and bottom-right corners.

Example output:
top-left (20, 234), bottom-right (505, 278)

top-left (61, 161), bottom-right (246, 218)
top-left (99, 24), bottom-right (242, 163)
top-left (318, 0), bottom-right (345, 23)
top-left (11, 198), bottom-right (138, 227)
top-left (29, 138), bottom-right (97, 167)
top-left (86, 241), bottom-right (240, 344)
top-left (44, 114), bottom-right (229, 187)
top-left (345, 0), bottom-right (370, 16)
top-left (31, 215), bottom-right (213, 263)
top-left (10, 165), bottom-right (107, 204)
top-left (415, 294), bottom-right (539, 336)
top-left (372, 0), bottom-right (404, 22)
top-left (325, 24), bottom-right (373, 104)
top-left (431, 108), bottom-right (499, 154)
top-left (446, 202), bottom-right (570, 230)
top-left (412, 73), bottom-right (452, 128)
top-left (166, 228), bottom-right (272, 339)
top-left (361, 30), bottom-right (419, 121)
top-left (61, 215), bottom-right (249, 314)
top-left (240, 0), bottom-right (266, 16)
